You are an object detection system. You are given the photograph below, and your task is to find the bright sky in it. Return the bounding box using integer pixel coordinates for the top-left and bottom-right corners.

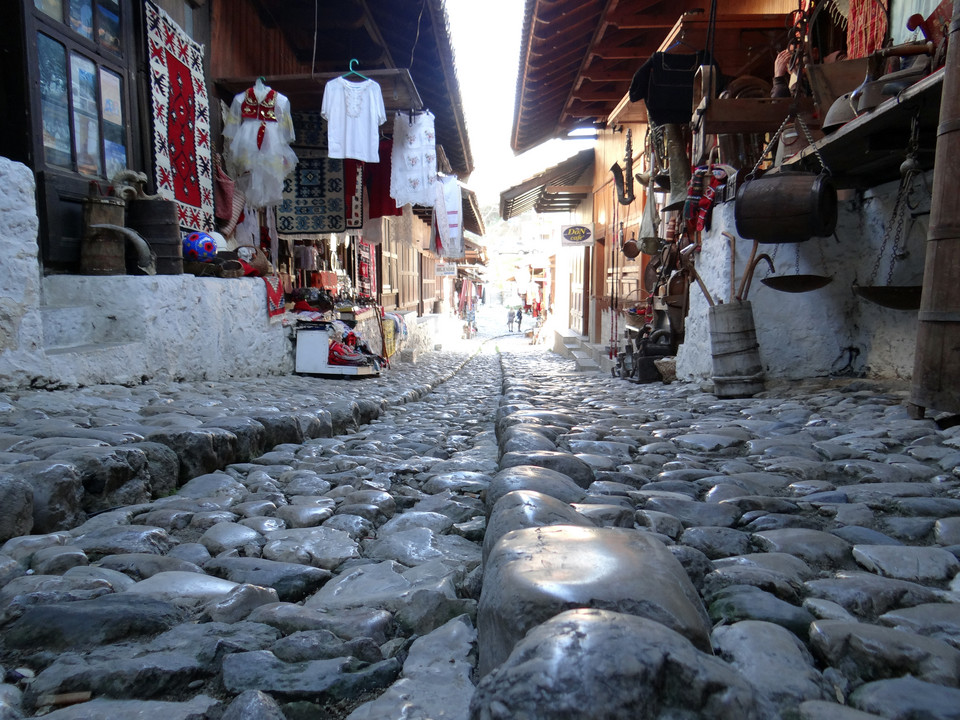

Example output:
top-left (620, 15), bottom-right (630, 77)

top-left (445, 0), bottom-right (593, 210)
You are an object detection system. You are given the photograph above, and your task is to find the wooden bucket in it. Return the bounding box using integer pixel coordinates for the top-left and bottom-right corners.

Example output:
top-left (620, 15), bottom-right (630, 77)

top-left (709, 301), bottom-right (765, 398)
top-left (735, 172), bottom-right (837, 243)
top-left (81, 196), bottom-right (126, 275)
top-left (127, 199), bottom-right (182, 274)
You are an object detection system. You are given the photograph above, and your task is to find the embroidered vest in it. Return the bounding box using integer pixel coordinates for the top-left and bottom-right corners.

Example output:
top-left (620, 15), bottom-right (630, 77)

top-left (240, 88), bottom-right (277, 149)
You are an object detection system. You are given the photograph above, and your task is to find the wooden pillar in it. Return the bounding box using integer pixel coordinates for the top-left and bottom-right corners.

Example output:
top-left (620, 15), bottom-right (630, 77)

top-left (910, 0), bottom-right (960, 417)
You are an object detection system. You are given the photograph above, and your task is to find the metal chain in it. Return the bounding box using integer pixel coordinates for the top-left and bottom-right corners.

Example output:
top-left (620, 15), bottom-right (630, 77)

top-left (795, 243), bottom-right (801, 275)
top-left (793, 113), bottom-right (831, 176)
top-left (749, 114), bottom-right (792, 178)
top-left (868, 173), bottom-right (909, 286)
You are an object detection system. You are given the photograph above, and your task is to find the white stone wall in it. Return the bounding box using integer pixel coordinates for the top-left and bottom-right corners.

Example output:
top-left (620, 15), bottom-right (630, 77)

top-left (0, 158), bottom-right (46, 388)
top-left (676, 173), bottom-right (929, 382)
top-left (0, 157), bottom-right (294, 389)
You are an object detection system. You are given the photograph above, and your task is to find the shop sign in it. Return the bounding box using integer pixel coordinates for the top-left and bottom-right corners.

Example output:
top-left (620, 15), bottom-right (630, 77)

top-left (436, 262), bottom-right (458, 276)
top-left (561, 224), bottom-right (594, 247)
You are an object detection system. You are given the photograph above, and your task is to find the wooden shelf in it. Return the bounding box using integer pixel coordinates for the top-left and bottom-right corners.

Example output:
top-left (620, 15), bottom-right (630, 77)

top-left (781, 67), bottom-right (943, 188)
top-left (693, 96), bottom-right (816, 135)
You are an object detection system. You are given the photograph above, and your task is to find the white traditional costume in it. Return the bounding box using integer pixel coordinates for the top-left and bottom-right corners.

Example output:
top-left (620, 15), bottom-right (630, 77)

top-left (223, 80), bottom-right (298, 209)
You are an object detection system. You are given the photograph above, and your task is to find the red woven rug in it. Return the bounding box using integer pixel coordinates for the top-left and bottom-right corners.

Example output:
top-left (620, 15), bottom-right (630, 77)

top-left (146, 1), bottom-right (214, 233)
top-left (263, 275), bottom-right (286, 321)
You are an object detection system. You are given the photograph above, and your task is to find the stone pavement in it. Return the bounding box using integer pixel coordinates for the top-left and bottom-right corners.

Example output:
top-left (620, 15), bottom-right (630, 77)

top-left (1, 303), bottom-right (959, 719)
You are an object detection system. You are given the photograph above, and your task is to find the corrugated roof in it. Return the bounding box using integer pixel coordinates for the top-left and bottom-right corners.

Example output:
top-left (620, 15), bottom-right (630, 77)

top-left (500, 149), bottom-right (594, 220)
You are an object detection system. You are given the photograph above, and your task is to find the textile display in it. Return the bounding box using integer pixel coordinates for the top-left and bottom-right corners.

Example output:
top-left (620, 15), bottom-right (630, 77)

top-left (431, 174), bottom-right (463, 259)
top-left (390, 111), bottom-right (437, 208)
top-left (344, 159), bottom-right (364, 229)
top-left (145, 1), bottom-right (214, 232)
top-left (321, 77), bottom-right (386, 163)
top-left (263, 275), bottom-right (285, 321)
top-left (847, 0), bottom-right (888, 59)
top-left (277, 150), bottom-right (346, 236)
top-left (223, 81), bottom-right (298, 209)
top-left (292, 111), bottom-right (328, 150)
top-left (357, 238), bottom-right (376, 297)
top-left (366, 139), bottom-right (402, 218)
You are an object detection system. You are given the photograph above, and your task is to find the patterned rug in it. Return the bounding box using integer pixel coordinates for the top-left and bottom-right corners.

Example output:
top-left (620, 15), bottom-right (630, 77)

top-left (145, 1), bottom-right (213, 233)
top-left (277, 150), bottom-right (346, 235)
top-left (263, 275), bottom-right (286, 321)
top-left (345, 159), bottom-right (364, 230)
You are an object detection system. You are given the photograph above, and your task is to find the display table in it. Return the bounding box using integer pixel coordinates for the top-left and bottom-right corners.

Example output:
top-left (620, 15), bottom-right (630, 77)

top-left (295, 324), bottom-right (379, 377)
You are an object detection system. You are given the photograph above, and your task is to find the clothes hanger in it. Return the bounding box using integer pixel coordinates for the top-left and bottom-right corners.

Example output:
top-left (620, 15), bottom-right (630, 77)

top-left (341, 59), bottom-right (369, 81)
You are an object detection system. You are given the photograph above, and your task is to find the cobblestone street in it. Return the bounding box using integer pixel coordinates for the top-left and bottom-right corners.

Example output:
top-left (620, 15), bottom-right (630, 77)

top-left (1, 304), bottom-right (959, 719)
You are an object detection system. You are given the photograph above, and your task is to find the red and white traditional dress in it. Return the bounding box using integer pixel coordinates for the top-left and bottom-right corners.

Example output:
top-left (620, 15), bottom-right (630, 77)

top-left (224, 83), bottom-right (298, 209)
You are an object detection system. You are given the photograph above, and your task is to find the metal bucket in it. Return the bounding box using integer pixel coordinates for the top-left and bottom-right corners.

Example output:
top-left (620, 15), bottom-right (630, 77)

top-left (81, 196), bottom-right (126, 275)
top-left (709, 301), bottom-right (765, 398)
top-left (735, 172), bottom-right (837, 243)
top-left (127, 199), bottom-right (182, 274)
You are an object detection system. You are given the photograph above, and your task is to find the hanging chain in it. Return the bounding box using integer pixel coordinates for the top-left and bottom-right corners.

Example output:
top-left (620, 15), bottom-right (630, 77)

top-left (794, 244), bottom-right (801, 275)
top-left (869, 111), bottom-right (922, 286)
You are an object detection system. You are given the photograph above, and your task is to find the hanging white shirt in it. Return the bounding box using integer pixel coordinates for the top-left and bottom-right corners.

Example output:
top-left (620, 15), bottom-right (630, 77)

top-left (321, 77), bottom-right (386, 163)
top-left (432, 174), bottom-right (463, 259)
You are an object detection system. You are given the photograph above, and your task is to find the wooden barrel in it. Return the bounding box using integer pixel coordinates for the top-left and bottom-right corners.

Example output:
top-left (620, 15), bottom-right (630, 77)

top-left (735, 171), bottom-right (837, 243)
top-left (127, 199), bottom-right (182, 274)
top-left (81, 196), bottom-right (126, 275)
top-left (709, 301), bottom-right (765, 398)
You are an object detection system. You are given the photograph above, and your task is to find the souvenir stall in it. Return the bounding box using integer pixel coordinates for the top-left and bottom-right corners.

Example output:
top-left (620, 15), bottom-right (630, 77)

top-left (211, 63), bottom-right (451, 376)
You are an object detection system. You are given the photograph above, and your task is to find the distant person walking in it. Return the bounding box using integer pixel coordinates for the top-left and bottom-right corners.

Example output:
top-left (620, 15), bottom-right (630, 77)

top-left (507, 310), bottom-right (515, 333)
top-left (515, 308), bottom-right (523, 333)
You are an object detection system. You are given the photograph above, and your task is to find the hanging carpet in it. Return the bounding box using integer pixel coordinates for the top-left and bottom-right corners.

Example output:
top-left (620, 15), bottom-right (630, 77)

top-left (277, 150), bottom-right (346, 236)
top-left (263, 275), bottom-right (286, 321)
top-left (344, 159), bottom-right (364, 230)
top-left (145, 1), bottom-right (214, 233)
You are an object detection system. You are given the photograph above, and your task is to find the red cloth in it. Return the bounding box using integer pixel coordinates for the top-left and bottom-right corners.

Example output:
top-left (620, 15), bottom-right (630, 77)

top-left (263, 275), bottom-right (285, 318)
top-left (847, 0), bottom-right (888, 59)
top-left (365, 140), bottom-right (403, 218)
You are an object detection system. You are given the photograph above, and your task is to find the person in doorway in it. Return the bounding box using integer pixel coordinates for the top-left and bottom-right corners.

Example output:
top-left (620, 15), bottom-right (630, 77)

top-left (507, 310), bottom-right (515, 333)
top-left (515, 308), bottom-right (523, 333)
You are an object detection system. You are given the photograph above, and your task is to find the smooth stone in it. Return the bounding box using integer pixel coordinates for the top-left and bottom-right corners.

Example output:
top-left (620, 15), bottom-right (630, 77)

top-left (247, 602), bottom-right (393, 644)
top-left (798, 700), bottom-right (884, 719)
top-left (850, 675), bottom-right (960, 719)
top-left (38, 695), bottom-right (221, 720)
top-left (74, 526), bottom-right (176, 559)
top-left (879, 516), bottom-right (936, 542)
top-left (322, 514), bottom-right (375, 539)
top-left (176, 472), bottom-right (249, 502)
top-left (341, 490), bottom-right (397, 518)
top-left (805, 571), bottom-right (947, 619)
top-left (202, 556), bottom-right (332, 602)
top-left (123, 570), bottom-right (239, 607)
top-left (830, 526), bottom-right (902, 546)
top-left (199, 522), bottom-right (264, 555)
top-left (477, 525), bottom-right (711, 676)
top-left (712, 620), bottom-right (829, 710)
top-left (936, 517), bottom-right (960, 546)
top-left (3, 593), bottom-right (184, 649)
top-left (221, 650), bottom-right (400, 700)
top-left (0, 473), bottom-right (34, 541)
top-left (709, 585), bottom-right (816, 637)
top-left (189, 510), bottom-right (240, 530)
top-left (307, 559), bottom-right (473, 635)
top-left (809, 619), bottom-right (960, 687)
top-left (635, 510), bottom-right (684, 539)
top-left (271, 629), bottom-right (382, 664)
top-left (674, 433), bottom-right (744, 452)
top-left (642, 497), bottom-right (741, 528)
top-left (852, 544), bottom-right (960, 583)
top-left (499, 426), bottom-right (557, 455)
top-left (571, 503), bottom-right (634, 528)
top-left (273, 504), bottom-right (333, 528)
top-left (207, 583), bottom-right (280, 623)
top-left (752, 529), bottom-right (853, 569)
top-left (95, 553), bottom-right (203, 579)
top-left (574, 452), bottom-right (620, 472)
top-left (483, 490), bottom-right (594, 565)
top-left (345, 615), bottom-right (476, 720)
top-left (565, 440), bottom-right (634, 461)
top-left (470, 608), bottom-right (773, 719)
top-left (29, 545), bottom-right (88, 575)
top-left (378, 511), bottom-right (455, 536)
top-left (680, 526), bottom-right (752, 559)
top-left (498, 451), bottom-right (595, 489)
top-left (167, 542), bottom-right (211, 566)
top-left (262, 527), bottom-right (360, 571)
top-left (485, 466), bottom-right (587, 514)
top-left (136, 508), bottom-right (195, 530)
top-left (361, 527), bottom-right (481, 569)
top-left (1, 532), bottom-right (73, 565)
top-left (879, 603), bottom-right (960, 649)
top-left (221, 689), bottom-right (286, 720)
top-left (421, 471), bottom-right (490, 495)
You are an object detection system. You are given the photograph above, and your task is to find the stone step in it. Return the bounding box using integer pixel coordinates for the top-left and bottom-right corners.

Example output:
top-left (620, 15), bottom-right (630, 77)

top-left (45, 340), bottom-right (136, 356)
top-left (41, 304), bottom-right (135, 350)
